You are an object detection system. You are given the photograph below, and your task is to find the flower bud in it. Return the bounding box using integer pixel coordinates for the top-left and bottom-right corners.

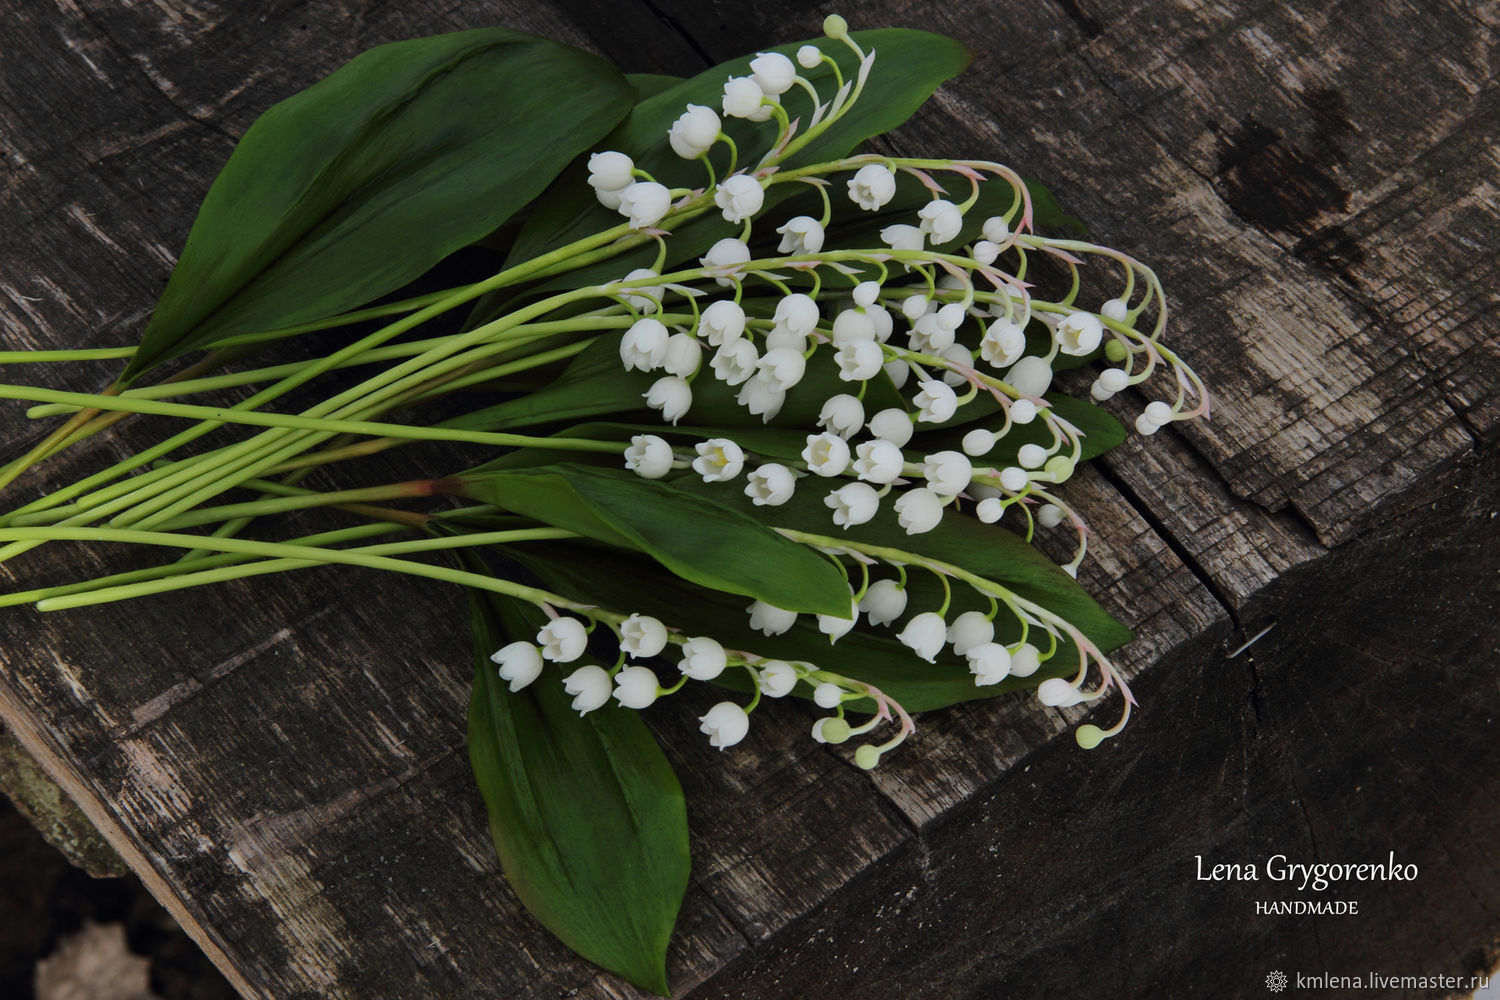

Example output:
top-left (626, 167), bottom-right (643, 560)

top-left (698, 299), bottom-right (747, 346)
top-left (1145, 400), bottom-right (1176, 426)
top-left (661, 332), bottom-right (703, 378)
top-left (884, 358), bottom-right (911, 389)
top-left (619, 613), bottom-right (669, 659)
top-left (972, 240), bottom-right (1000, 265)
top-left (797, 44), bottom-right (822, 69)
top-left (939, 343), bottom-right (973, 385)
top-left (825, 482), bottom-right (880, 529)
top-left (644, 376), bottom-right (692, 424)
top-left (823, 13), bottom-right (849, 39)
top-left (1018, 443), bottom-right (1049, 469)
top-left (893, 487), bottom-right (944, 534)
top-left (699, 701), bottom-right (750, 749)
top-left (834, 340), bottom-right (885, 382)
top-left (749, 51), bottom-right (797, 95)
top-left (923, 450), bottom-right (973, 496)
top-left (692, 437), bottom-right (745, 482)
top-left (848, 163), bottom-right (898, 211)
top-left (1135, 413), bottom-right (1160, 435)
top-left (1044, 455), bottom-right (1075, 482)
top-left (714, 174), bottom-right (765, 223)
top-left (853, 281), bottom-right (881, 307)
top-left (813, 682), bottom-right (844, 709)
top-left (901, 294), bottom-right (931, 322)
top-left (1037, 677), bottom-right (1085, 707)
top-left (624, 434), bottom-right (674, 480)
top-left (747, 600), bottom-right (797, 637)
top-left (1005, 356), bottom-right (1054, 397)
top-left (679, 636), bottom-right (727, 680)
top-left (744, 463), bottom-right (795, 506)
top-left (912, 380), bottom-right (958, 423)
top-left (859, 579), bottom-right (908, 626)
top-left (831, 308), bottom-right (876, 345)
top-left (668, 104), bottom-right (721, 159)
top-left (1038, 504), bottom-right (1065, 528)
top-left (802, 432), bottom-right (851, 477)
top-left (1010, 643), bottom-right (1042, 677)
top-left (868, 304), bottom-right (894, 342)
top-left (1099, 368), bottom-right (1130, 393)
top-left (1076, 724), bottom-right (1106, 750)
top-left (818, 394), bottom-right (865, 439)
top-left (918, 199), bottom-right (964, 244)
top-left (721, 75), bottom-right (766, 118)
top-left (867, 408), bottom-right (914, 446)
top-left (757, 660), bottom-right (799, 698)
top-left (562, 665), bottom-right (612, 715)
top-left (982, 216), bottom-right (1011, 243)
top-left (491, 641), bottom-right (544, 692)
top-left (976, 497), bottom-right (1005, 523)
top-left (937, 303), bottom-right (967, 331)
top-left (998, 466), bottom-right (1029, 492)
top-left (1101, 298), bottom-right (1129, 321)
top-left (617, 181), bottom-right (671, 229)
top-left (612, 665), bottom-right (661, 709)
top-left (898, 611), bottom-right (947, 662)
top-left (1009, 398), bottom-right (1038, 424)
top-left (711, 340), bottom-right (759, 385)
top-left (880, 223), bottom-right (924, 251)
top-left (587, 151), bottom-right (634, 192)
top-left (853, 744), bottom-right (882, 769)
top-left (947, 611), bottom-right (994, 656)
top-left (619, 267), bottom-right (663, 313)
top-left (962, 428), bottom-right (995, 456)
top-left (537, 617), bottom-right (588, 662)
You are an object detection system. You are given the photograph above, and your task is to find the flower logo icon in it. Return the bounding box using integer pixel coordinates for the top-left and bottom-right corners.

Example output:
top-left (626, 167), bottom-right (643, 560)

top-left (1266, 970), bottom-right (1289, 992)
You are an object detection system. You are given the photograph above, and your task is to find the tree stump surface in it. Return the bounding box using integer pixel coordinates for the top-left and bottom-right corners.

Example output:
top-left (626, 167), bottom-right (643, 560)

top-left (1, 1), bottom-right (1496, 997)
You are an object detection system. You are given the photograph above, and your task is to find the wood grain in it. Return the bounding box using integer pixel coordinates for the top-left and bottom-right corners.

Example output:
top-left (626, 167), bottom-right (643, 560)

top-left (1, 0), bottom-right (1495, 997)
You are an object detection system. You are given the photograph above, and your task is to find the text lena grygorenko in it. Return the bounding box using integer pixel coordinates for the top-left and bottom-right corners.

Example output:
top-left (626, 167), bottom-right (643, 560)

top-left (1195, 852), bottom-right (1418, 892)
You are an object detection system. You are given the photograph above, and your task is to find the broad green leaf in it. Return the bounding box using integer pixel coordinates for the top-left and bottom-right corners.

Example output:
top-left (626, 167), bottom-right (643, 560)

top-left (462, 28), bottom-right (969, 328)
top-left (455, 464), bottom-right (851, 617)
top-left (466, 582), bottom-right (686, 995)
top-left (125, 29), bottom-right (635, 382)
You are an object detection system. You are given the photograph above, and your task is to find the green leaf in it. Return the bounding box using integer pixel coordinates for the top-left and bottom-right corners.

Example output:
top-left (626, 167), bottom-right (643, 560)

top-left (125, 29), bottom-right (635, 382)
top-left (454, 464), bottom-right (852, 617)
top-left (466, 583), bottom-right (686, 995)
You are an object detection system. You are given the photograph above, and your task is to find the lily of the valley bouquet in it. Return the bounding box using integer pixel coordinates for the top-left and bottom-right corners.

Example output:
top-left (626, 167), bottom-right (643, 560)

top-left (0, 15), bottom-right (1206, 994)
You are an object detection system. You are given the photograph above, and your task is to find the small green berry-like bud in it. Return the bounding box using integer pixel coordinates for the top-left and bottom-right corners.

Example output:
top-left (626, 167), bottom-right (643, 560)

top-left (823, 14), bottom-right (849, 39)
top-left (853, 744), bottom-right (882, 769)
top-left (1044, 455), bottom-right (1075, 482)
top-left (1104, 340), bottom-right (1128, 363)
top-left (821, 718), bottom-right (853, 744)
top-left (1075, 724), bottom-right (1105, 750)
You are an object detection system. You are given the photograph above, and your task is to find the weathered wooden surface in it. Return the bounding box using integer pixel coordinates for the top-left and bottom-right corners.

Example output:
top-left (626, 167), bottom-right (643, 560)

top-left (0, 1), bottom-right (1496, 999)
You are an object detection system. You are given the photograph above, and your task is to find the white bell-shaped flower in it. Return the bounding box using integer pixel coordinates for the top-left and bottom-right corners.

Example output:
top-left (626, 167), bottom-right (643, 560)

top-left (711, 340), bottom-right (759, 385)
top-left (721, 75), bottom-right (765, 117)
top-left (624, 434), bottom-right (673, 479)
top-left (620, 318), bottom-right (669, 372)
top-left (700, 237), bottom-right (751, 286)
top-left (749, 51), bottom-right (797, 95)
top-left (1037, 677), bottom-right (1085, 707)
top-left (853, 439), bottom-right (904, 484)
top-left (491, 641), bottom-right (544, 692)
top-left (967, 642), bottom-right (1012, 685)
top-left (661, 332), bottom-right (702, 378)
top-left (835, 339), bottom-right (884, 381)
top-left (972, 240), bottom-right (1000, 265)
top-left (617, 181), bottom-right (672, 229)
top-left (908, 313), bottom-right (955, 354)
top-left (1010, 643), bottom-right (1042, 677)
top-left (744, 463), bottom-right (795, 506)
top-left (853, 281), bottom-right (881, 307)
top-left (802, 432), bottom-right (851, 477)
top-left (679, 636), bottom-right (728, 680)
top-left (859, 579), bottom-right (908, 626)
top-left (825, 482), bottom-right (880, 529)
top-left (698, 299), bottom-right (747, 346)
top-left (898, 611), bottom-right (948, 662)
top-left (847, 163), bottom-right (898, 211)
top-left (867, 408), bottom-right (914, 446)
top-left (619, 613), bottom-right (668, 659)
top-left (644, 376), bottom-right (692, 424)
top-left (714, 174), bottom-right (764, 224)
top-left (817, 394), bottom-right (865, 439)
top-left (922, 450), bottom-right (973, 496)
top-left (883, 359), bottom-right (909, 389)
top-left (879, 223), bottom-right (924, 251)
top-left (831, 308), bottom-right (876, 346)
top-left (893, 487), bottom-right (944, 534)
top-left (980, 320), bottom-right (1027, 368)
top-left (668, 104), bottom-right (721, 159)
top-left (817, 598), bottom-right (859, 641)
top-left (692, 438), bottom-right (744, 482)
top-left (612, 666), bottom-right (661, 709)
top-left (756, 347), bottom-right (808, 392)
top-left (981, 216), bottom-right (1010, 242)
top-left (699, 701), bottom-right (750, 749)
top-left (620, 267), bottom-right (663, 313)
top-left (912, 380), bottom-right (958, 423)
top-left (901, 294), bottom-right (931, 322)
top-left (1056, 311), bottom-right (1104, 356)
top-left (777, 215), bottom-right (825, 254)
top-left (563, 665), bottom-right (612, 715)
top-left (588, 151), bottom-right (634, 193)
top-left (736, 378), bottom-right (786, 422)
top-left (537, 617), bottom-right (588, 663)
top-left (773, 293), bottom-right (820, 337)
top-left (747, 600), bottom-right (797, 636)
top-left (757, 660), bottom-right (799, 697)
top-left (947, 610), bottom-right (995, 656)
top-left (918, 199), bottom-right (964, 244)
